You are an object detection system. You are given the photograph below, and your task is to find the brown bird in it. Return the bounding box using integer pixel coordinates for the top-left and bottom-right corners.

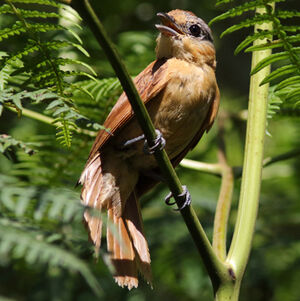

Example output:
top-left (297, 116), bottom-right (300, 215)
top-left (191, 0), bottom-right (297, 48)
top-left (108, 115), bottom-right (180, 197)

top-left (79, 9), bottom-right (219, 289)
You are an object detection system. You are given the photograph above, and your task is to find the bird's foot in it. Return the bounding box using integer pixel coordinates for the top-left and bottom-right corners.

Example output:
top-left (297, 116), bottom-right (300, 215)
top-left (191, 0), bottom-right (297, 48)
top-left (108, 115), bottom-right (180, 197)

top-left (143, 129), bottom-right (166, 155)
top-left (165, 185), bottom-right (191, 211)
top-left (120, 129), bottom-right (166, 155)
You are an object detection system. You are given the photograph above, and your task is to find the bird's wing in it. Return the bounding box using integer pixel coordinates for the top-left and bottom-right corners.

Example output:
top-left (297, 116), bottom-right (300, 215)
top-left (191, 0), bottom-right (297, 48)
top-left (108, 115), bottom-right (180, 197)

top-left (85, 58), bottom-right (169, 166)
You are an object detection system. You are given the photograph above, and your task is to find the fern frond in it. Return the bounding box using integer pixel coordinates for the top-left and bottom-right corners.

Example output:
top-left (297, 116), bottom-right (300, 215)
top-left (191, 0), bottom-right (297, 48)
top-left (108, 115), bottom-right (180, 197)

top-left (245, 34), bottom-right (300, 52)
top-left (276, 10), bottom-right (300, 19)
top-left (0, 4), bottom-right (60, 19)
top-left (235, 30), bottom-right (275, 54)
top-left (0, 54), bottom-right (10, 91)
top-left (275, 75), bottom-right (300, 91)
top-left (71, 78), bottom-right (121, 123)
top-left (260, 65), bottom-right (297, 85)
top-left (0, 174), bottom-right (83, 222)
top-left (212, 0), bottom-right (300, 119)
top-left (0, 21), bottom-right (26, 41)
top-left (221, 14), bottom-right (273, 38)
top-left (9, 0), bottom-right (60, 6)
top-left (267, 86), bottom-right (283, 119)
top-left (0, 219), bottom-right (102, 296)
top-left (0, 134), bottom-right (36, 158)
top-left (250, 48), bottom-right (300, 75)
top-left (54, 118), bottom-right (76, 148)
top-left (211, 0), bottom-right (283, 24)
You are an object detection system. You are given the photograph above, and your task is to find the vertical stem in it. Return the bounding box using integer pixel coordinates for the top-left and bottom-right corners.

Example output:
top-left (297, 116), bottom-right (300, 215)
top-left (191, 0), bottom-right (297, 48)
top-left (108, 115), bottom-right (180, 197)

top-left (213, 118), bottom-right (234, 261)
top-left (227, 4), bottom-right (274, 280)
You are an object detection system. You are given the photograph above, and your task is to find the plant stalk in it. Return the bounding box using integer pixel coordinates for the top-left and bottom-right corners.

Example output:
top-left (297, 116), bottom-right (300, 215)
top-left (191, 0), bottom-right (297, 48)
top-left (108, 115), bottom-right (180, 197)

top-left (221, 5), bottom-right (274, 300)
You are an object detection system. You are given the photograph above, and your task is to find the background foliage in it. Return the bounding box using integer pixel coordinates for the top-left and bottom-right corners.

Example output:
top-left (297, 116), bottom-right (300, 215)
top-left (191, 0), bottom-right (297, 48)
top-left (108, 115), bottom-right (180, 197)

top-left (0, 0), bottom-right (299, 300)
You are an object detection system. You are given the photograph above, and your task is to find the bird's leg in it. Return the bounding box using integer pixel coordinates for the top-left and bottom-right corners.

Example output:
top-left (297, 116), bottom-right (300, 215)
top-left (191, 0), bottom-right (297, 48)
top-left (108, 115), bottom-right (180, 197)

top-left (120, 134), bottom-right (145, 149)
top-left (143, 129), bottom-right (166, 155)
top-left (165, 185), bottom-right (192, 210)
top-left (120, 129), bottom-right (166, 155)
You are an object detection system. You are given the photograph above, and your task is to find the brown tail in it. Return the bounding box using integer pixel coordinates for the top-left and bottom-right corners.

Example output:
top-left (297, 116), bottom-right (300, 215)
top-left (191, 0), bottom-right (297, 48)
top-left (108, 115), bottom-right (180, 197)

top-left (107, 191), bottom-right (152, 288)
top-left (82, 187), bottom-right (152, 288)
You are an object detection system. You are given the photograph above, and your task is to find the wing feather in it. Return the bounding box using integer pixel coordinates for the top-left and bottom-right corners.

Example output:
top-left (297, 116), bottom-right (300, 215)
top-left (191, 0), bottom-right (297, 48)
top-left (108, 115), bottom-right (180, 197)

top-left (85, 58), bottom-right (169, 167)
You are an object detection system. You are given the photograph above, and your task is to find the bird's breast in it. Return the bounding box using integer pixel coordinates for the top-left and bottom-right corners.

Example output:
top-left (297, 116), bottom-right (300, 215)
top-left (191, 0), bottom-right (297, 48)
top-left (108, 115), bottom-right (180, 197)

top-left (148, 59), bottom-right (217, 158)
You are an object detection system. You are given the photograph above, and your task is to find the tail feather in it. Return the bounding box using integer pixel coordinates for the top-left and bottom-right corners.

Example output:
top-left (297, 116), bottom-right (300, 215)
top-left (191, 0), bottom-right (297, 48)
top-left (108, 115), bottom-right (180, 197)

top-left (81, 157), bottom-right (103, 250)
top-left (124, 192), bottom-right (152, 285)
top-left (107, 208), bottom-right (139, 289)
top-left (80, 156), bottom-right (152, 289)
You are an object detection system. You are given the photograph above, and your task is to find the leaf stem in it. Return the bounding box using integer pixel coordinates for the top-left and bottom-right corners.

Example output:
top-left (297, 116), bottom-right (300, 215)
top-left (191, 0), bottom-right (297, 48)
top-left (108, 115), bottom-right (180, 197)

top-left (70, 0), bottom-right (230, 291)
top-left (6, 106), bottom-right (96, 137)
top-left (180, 159), bottom-right (223, 175)
top-left (227, 3), bottom-right (274, 281)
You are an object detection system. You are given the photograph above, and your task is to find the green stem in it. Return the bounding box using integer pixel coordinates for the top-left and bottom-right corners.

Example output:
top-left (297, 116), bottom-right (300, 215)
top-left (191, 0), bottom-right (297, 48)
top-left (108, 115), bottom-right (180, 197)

top-left (180, 159), bottom-right (223, 175)
top-left (263, 148), bottom-right (300, 167)
top-left (213, 120), bottom-right (234, 262)
top-left (6, 106), bottom-right (96, 137)
top-left (227, 3), bottom-right (274, 285)
top-left (70, 0), bottom-right (229, 291)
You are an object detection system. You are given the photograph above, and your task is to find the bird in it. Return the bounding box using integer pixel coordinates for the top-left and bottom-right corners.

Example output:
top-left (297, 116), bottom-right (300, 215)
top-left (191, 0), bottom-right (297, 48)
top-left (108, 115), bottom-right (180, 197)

top-left (79, 9), bottom-right (220, 289)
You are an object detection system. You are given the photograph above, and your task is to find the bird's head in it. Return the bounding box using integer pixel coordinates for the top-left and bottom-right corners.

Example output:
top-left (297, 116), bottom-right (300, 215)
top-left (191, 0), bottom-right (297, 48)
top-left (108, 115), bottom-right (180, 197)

top-left (155, 9), bottom-right (216, 69)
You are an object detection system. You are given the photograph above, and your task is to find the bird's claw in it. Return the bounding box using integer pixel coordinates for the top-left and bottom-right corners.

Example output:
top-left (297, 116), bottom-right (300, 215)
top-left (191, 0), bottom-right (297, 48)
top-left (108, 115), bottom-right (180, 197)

top-left (143, 129), bottom-right (166, 155)
top-left (121, 129), bottom-right (165, 155)
top-left (164, 185), bottom-right (191, 211)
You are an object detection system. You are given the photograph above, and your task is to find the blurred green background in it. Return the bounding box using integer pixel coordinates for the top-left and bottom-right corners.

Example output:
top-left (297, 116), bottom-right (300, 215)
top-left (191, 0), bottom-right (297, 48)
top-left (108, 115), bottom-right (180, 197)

top-left (0, 0), bottom-right (299, 300)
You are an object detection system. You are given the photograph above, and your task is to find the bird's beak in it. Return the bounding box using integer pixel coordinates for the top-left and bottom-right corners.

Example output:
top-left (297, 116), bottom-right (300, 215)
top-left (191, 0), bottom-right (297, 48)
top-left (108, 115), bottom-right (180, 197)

top-left (155, 12), bottom-right (184, 37)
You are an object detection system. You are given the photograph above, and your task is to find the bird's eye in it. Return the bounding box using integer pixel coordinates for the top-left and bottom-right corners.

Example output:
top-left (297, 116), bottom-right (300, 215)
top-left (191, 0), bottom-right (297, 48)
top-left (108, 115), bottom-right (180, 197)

top-left (189, 24), bottom-right (201, 37)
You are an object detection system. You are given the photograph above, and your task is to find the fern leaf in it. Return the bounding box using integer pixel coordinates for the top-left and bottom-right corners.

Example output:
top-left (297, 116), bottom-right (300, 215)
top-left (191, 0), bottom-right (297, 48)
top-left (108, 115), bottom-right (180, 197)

top-left (251, 48), bottom-right (300, 75)
top-left (221, 14), bottom-right (274, 38)
top-left (267, 87), bottom-right (283, 119)
top-left (210, 0), bottom-right (277, 24)
top-left (54, 118), bottom-right (77, 148)
top-left (260, 65), bottom-right (298, 85)
top-left (0, 61), bottom-right (10, 91)
top-left (0, 134), bottom-right (36, 157)
top-left (9, 0), bottom-right (60, 7)
top-left (0, 5), bottom-right (60, 19)
top-left (285, 87), bottom-right (300, 104)
top-left (234, 30), bottom-right (274, 54)
top-left (276, 10), bottom-right (300, 19)
top-left (246, 34), bottom-right (300, 52)
top-left (0, 220), bottom-right (102, 296)
top-left (275, 76), bottom-right (300, 91)
top-left (0, 22), bottom-right (27, 42)
top-left (62, 70), bottom-right (97, 81)
top-left (53, 58), bottom-right (97, 76)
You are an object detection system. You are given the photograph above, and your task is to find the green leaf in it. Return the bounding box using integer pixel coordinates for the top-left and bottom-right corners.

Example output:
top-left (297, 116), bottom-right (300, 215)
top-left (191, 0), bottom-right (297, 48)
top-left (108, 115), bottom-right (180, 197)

top-left (260, 65), bottom-right (298, 85)
top-left (210, 0), bottom-right (267, 25)
top-left (221, 14), bottom-right (273, 38)
top-left (246, 34), bottom-right (300, 52)
top-left (0, 22), bottom-right (26, 42)
top-left (0, 220), bottom-right (102, 297)
top-left (9, 0), bottom-right (60, 7)
top-left (276, 10), bottom-right (300, 19)
top-left (235, 30), bottom-right (274, 54)
top-left (275, 76), bottom-right (300, 91)
top-left (251, 48), bottom-right (300, 75)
